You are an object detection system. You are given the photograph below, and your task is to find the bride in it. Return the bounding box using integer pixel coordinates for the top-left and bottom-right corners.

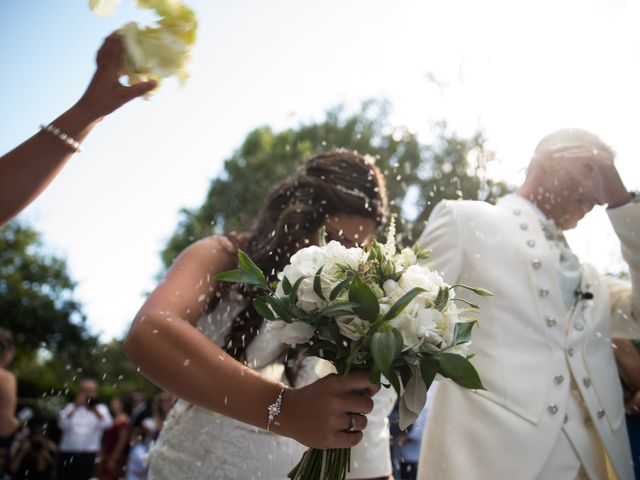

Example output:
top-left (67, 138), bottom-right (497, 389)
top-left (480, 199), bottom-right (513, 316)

top-left (124, 151), bottom-right (396, 479)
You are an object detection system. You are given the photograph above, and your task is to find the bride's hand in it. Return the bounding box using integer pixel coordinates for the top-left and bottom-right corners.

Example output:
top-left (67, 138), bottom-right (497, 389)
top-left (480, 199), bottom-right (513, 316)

top-left (274, 371), bottom-right (380, 449)
top-left (75, 32), bottom-right (157, 121)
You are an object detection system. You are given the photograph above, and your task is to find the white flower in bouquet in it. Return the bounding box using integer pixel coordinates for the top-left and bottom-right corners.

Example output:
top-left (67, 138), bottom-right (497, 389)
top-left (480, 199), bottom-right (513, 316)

top-left (268, 320), bottom-right (315, 345)
top-left (275, 241), bottom-right (364, 312)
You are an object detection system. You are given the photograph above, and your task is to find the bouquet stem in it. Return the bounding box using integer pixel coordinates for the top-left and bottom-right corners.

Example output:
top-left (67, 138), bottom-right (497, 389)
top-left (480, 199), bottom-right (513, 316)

top-left (288, 447), bottom-right (351, 480)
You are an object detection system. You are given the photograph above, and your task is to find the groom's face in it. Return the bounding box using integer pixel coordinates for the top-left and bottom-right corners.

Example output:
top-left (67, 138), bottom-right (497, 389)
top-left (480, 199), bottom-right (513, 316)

top-left (540, 154), bottom-right (602, 229)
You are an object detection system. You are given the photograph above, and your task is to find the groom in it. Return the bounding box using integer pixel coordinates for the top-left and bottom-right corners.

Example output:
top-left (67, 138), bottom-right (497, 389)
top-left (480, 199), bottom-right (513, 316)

top-left (416, 129), bottom-right (640, 480)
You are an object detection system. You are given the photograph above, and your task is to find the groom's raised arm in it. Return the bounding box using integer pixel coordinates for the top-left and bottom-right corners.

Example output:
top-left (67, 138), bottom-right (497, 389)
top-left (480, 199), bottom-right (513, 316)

top-left (416, 200), bottom-right (463, 285)
top-left (605, 199), bottom-right (640, 339)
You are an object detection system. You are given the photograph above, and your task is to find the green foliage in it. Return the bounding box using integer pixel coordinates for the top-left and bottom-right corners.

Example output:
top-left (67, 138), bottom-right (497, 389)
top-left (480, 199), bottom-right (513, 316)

top-left (0, 221), bottom-right (94, 365)
top-left (0, 222), bottom-right (157, 419)
top-left (161, 100), bottom-right (512, 268)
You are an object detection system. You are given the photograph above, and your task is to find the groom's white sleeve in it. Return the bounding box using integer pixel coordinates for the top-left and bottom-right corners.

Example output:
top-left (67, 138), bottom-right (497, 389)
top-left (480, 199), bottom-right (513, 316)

top-left (416, 200), bottom-right (463, 285)
top-left (605, 201), bottom-right (640, 339)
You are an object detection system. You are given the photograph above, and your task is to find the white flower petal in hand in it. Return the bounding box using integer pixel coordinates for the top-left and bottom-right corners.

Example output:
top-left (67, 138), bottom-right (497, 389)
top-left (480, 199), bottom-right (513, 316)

top-left (89, 0), bottom-right (122, 16)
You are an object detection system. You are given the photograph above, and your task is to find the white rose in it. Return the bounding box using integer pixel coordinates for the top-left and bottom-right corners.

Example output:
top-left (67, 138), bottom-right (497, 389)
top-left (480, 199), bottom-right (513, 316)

top-left (335, 316), bottom-right (370, 341)
top-left (268, 320), bottom-right (314, 345)
top-left (398, 265), bottom-right (445, 302)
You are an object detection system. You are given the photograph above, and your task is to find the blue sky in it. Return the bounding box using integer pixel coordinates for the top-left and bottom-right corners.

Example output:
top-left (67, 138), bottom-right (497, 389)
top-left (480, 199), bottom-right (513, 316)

top-left (1, 0), bottom-right (639, 340)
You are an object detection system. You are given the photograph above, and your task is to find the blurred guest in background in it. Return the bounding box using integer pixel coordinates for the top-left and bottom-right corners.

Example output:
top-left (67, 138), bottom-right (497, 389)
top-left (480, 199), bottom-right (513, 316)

top-left (57, 379), bottom-right (112, 480)
top-left (98, 396), bottom-right (129, 480)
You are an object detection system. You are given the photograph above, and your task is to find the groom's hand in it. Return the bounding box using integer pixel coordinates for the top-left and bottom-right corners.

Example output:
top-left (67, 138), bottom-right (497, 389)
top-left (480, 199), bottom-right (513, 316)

top-left (273, 371), bottom-right (380, 449)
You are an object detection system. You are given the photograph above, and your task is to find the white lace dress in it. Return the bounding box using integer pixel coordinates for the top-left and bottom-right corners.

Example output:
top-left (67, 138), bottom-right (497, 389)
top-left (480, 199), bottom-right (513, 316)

top-left (147, 290), bottom-right (396, 480)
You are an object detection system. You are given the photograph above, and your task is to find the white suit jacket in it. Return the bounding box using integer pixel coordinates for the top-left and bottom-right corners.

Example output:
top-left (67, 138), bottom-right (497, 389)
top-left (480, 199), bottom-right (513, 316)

top-left (416, 194), bottom-right (640, 480)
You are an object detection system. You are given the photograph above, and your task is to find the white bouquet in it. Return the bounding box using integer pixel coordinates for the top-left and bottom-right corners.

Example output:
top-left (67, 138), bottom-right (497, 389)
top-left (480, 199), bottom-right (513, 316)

top-left (217, 220), bottom-right (491, 480)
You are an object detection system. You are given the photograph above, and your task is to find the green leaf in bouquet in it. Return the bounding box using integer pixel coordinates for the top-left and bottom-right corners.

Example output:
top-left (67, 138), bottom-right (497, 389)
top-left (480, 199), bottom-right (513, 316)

top-left (313, 266), bottom-right (327, 302)
top-left (237, 249), bottom-right (268, 288)
top-left (419, 357), bottom-right (440, 392)
top-left (386, 368), bottom-right (404, 396)
top-left (264, 296), bottom-right (292, 323)
top-left (438, 352), bottom-right (485, 390)
top-left (402, 368), bottom-right (428, 414)
top-left (368, 368), bottom-right (382, 385)
top-left (253, 297), bottom-right (275, 320)
top-left (383, 287), bottom-right (427, 321)
top-left (433, 286), bottom-right (449, 312)
top-left (288, 276), bottom-right (308, 305)
top-left (371, 326), bottom-right (403, 375)
top-left (282, 276), bottom-right (293, 296)
top-left (451, 321), bottom-right (477, 346)
top-left (348, 278), bottom-right (379, 322)
top-left (319, 301), bottom-right (359, 318)
top-left (329, 271), bottom-right (355, 301)
top-left (214, 269), bottom-right (263, 286)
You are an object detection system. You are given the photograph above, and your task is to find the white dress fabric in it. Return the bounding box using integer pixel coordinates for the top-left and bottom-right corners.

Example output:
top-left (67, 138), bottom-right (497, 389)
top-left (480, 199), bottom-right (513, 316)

top-left (148, 289), bottom-right (395, 480)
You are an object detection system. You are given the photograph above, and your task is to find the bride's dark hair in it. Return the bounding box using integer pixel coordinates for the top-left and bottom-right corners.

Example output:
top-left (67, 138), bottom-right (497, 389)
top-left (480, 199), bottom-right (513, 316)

top-left (223, 150), bottom-right (388, 384)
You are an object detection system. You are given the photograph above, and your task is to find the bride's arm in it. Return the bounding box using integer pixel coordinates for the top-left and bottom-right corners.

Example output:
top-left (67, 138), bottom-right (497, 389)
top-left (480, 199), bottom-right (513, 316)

top-left (124, 235), bottom-right (379, 449)
top-left (0, 32), bottom-right (156, 227)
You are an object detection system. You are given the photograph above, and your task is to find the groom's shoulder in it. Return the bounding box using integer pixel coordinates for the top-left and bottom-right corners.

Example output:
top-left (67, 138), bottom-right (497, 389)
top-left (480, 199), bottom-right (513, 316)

top-left (434, 198), bottom-right (498, 218)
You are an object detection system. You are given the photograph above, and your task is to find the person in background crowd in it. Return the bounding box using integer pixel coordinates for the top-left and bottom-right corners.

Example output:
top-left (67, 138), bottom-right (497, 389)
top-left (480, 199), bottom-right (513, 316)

top-left (613, 338), bottom-right (640, 479)
top-left (124, 427), bottom-right (148, 480)
top-left (9, 422), bottom-right (57, 480)
top-left (98, 396), bottom-right (130, 480)
top-left (128, 392), bottom-right (150, 430)
top-left (0, 329), bottom-right (19, 478)
top-left (57, 379), bottom-right (112, 480)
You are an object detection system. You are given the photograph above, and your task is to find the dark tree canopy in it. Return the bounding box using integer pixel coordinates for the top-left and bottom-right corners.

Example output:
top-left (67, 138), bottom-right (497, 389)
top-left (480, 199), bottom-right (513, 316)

top-left (161, 101), bottom-right (511, 268)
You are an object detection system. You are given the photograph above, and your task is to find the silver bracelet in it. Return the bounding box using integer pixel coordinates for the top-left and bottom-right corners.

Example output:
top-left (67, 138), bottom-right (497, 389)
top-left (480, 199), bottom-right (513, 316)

top-left (266, 386), bottom-right (287, 431)
top-left (39, 123), bottom-right (82, 152)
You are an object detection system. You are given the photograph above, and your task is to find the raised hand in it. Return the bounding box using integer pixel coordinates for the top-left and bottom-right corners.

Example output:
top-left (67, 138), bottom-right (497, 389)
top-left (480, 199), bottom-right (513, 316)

top-left (551, 146), bottom-right (631, 208)
top-left (76, 32), bottom-right (157, 121)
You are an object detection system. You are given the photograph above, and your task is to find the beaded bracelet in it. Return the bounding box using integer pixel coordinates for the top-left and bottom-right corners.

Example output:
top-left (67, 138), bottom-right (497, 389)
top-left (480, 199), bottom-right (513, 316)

top-left (39, 124), bottom-right (82, 152)
top-left (266, 387), bottom-right (287, 431)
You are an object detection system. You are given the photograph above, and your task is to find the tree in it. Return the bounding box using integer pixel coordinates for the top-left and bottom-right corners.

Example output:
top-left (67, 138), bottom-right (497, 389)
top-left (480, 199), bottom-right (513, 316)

top-left (0, 221), bottom-right (157, 408)
top-left (161, 101), bottom-right (511, 268)
top-left (0, 221), bottom-right (96, 362)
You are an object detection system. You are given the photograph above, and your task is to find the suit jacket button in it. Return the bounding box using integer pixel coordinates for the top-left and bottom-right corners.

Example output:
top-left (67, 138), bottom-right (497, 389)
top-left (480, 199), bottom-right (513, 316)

top-left (539, 289), bottom-right (550, 298)
top-left (532, 259), bottom-right (542, 269)
top-left (527, 240), bottom-right (536, 248)
top-left (548, 404), bottom-right (559, 415)
top-left (566, 347), bottom-right (575, 357)
top-left (520, 223), bottom-right (529, 231)
top-left (583, 378), bottom-right (591, 388)
top-left (574, 322), bottom-right (585, 331)
top-left (597, 409), bottom-right (605, 419)
top-left (554, 375), bottom-right (564, 384)
top-left (546, 317), bottom-right (557, 327)
top-left (513, 209), bottom-right (521, 216)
